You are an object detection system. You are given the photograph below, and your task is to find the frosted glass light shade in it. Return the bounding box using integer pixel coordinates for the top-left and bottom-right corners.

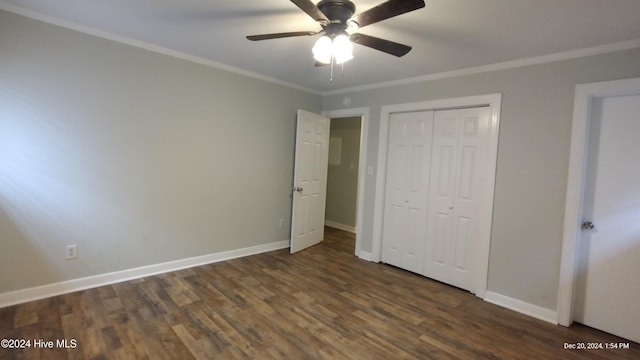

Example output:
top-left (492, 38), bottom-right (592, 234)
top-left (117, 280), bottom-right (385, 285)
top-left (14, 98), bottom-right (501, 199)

top-left (312, 36), bottom-right (332, 64)
top-left (332, 34), bottom-right (353, 64)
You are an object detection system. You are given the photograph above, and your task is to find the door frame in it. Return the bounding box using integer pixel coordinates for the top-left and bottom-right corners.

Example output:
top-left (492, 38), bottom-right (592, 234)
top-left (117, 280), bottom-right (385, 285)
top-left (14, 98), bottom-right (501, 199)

top-left (373, 94), bottom-right (502, 298)
top-left (557, 76), bottom-right (640, 326)
top-left (322, 107), bottom-right (369, 259)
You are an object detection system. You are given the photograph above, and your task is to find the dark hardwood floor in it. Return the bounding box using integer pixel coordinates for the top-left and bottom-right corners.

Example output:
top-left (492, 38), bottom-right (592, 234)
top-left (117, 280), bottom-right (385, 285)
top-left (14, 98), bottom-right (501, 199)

top-left (1, 227), bottom-right (637, 359)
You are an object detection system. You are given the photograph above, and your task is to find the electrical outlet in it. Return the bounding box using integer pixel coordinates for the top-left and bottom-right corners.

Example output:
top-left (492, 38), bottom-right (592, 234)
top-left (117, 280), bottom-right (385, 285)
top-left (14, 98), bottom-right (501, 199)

top-left (279, 218), bottom-right (285, 228)
top-left (65, 244), bottom-right (78, 260)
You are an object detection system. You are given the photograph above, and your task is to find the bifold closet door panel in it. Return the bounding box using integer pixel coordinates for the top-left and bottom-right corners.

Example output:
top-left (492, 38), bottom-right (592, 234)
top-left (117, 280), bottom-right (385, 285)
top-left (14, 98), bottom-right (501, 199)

top-left (381, 111), bottom-right (434, 274)
top-left (424, 107), bottom-right (490, 291)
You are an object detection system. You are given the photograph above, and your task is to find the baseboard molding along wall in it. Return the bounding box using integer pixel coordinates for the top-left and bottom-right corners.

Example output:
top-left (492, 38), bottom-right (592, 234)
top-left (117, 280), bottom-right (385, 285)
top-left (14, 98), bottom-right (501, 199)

top-left (484, 291), bottom-right (558, 325)
top-left (1, 239), bottom-right (560, 327)
top-left (324, 221), bottom-right (356, 233)
top-left (0, 240), bottom-right (290, 308)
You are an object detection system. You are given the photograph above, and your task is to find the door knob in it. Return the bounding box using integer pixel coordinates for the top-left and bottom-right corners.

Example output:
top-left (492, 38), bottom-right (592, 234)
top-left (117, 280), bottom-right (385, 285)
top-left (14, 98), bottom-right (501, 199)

top-left (292, 187), bottom-right (303, 193)
top-left (581, 221), bottom-right (595, 230)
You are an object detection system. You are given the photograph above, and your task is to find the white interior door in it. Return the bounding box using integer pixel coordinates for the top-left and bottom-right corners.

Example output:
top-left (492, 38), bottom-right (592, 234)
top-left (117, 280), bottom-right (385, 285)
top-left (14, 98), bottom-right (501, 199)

top-left (424, 107), bottom-right (490, 291)
top-left (573, 93), bottom-right (640, 343)
top-left (290, 110), bottom-right (330, 254)
top-left (381, 111), bottom-right (434, 273)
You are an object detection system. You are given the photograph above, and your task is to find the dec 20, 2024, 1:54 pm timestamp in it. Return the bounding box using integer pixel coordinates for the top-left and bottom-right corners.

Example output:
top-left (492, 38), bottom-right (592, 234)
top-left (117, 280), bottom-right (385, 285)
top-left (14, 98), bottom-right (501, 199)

top-left (564, 342), bottom-right (631, 350)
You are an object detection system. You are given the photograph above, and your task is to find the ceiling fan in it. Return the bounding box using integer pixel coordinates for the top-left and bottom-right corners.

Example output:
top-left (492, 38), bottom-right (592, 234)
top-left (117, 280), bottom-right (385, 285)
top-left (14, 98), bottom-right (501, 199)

top-left (247, 0), bottom-right (426, 65)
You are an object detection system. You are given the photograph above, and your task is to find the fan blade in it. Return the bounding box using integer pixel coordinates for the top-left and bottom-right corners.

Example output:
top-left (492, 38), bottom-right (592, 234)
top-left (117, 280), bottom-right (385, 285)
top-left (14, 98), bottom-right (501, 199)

top-left (290, 0), bottom-right (330, 23)
top-left (246, 31), bottom-right (317, 41)
top-left (350, 33), bottom-right (412, 57)
top-left (351, 0), bottom-right (425, 28)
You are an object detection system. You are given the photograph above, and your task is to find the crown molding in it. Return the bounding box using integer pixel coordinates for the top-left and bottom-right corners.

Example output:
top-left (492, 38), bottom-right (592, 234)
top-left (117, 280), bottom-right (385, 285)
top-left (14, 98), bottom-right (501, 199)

top-left (0, 3), bottom-right (322, 95)
top-left (3, 2), bottom-right (639, 98)
top-left (323, 38), bottom-right (640, 96)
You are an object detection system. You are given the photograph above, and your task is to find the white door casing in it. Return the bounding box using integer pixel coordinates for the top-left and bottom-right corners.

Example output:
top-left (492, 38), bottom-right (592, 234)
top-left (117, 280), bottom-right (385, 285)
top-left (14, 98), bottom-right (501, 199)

top-left (424, 107), bottom-right (490, 291)
top-left (381, 111), bottom-right (434, 274)
top-left (568, 93), bottom-right (640, 342)
top-left (374, 94), bottom-right (501, 298)
top-left (558, 77), bottom-right (640, 329)
top-left (290, 110), bottom-right (330, 254)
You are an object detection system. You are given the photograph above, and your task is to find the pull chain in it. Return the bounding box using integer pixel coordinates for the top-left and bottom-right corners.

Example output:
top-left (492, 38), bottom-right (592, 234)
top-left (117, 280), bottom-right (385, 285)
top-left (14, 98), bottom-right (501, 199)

top-left (328, 57), bottom-right (346, 82)
top-left (330, 57), bottom-right (335, 82)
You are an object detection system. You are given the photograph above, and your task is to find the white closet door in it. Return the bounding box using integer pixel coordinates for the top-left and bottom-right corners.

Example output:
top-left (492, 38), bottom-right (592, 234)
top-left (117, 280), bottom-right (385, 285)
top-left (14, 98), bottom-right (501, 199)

top-left (424, 107), bottom-right (490, 291)
top-left (381, 111), bottom-right (434, 274)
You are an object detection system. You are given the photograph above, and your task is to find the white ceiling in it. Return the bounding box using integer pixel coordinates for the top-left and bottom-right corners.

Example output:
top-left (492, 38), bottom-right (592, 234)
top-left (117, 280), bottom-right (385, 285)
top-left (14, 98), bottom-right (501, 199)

top-left (2, 0), bottom-right (640, 93)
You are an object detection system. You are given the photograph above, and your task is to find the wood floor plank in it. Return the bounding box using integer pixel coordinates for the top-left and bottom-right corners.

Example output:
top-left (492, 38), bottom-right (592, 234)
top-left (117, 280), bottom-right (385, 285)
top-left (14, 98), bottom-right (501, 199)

top-left (13, 301), bottom-right (38, 328)
top-left (141, 315), bottom-right (193, 360)
top-left (2, 226), bottom-right (639, 359)
top-left (171, 324), bottom-right (210, 360)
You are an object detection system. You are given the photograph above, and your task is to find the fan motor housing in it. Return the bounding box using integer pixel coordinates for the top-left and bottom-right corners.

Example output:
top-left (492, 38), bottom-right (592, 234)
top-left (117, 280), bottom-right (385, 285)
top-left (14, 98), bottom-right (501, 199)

top-left (317, 0), bottom-right (356, 24)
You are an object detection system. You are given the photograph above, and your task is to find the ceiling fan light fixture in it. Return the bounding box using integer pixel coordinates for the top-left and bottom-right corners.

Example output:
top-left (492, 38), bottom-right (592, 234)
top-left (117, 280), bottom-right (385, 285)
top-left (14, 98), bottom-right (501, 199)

top-left (332, 34), bottom-right (354, 64)
top-left (247, 0), bottom-right (426, 70)
top-left (313, 33), bottom-right (354, 65)
top-left (312, 35), bottom-right (333, 64)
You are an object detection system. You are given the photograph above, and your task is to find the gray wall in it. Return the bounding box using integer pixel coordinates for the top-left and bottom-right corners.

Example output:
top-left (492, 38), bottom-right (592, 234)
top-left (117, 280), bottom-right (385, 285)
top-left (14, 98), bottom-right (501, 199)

top-left (323, 48), bottom-right (640, 310)
top-left (4, 7), bottom-right (640, 315)
top-left (325, 116), bottom-right (361, 229)
top-left (0, 11), bottom-right (321, 293)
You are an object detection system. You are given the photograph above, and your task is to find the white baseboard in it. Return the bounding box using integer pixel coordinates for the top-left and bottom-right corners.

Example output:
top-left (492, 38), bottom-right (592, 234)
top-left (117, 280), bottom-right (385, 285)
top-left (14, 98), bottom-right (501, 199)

top-left (325, 220), bottom-right (356, 233)
top-left (357, 250), bottom-right (373, 262)
top-left (0, 240), bottom-right (290, 308)
top-left (484, 291), bottom-right (558, 325)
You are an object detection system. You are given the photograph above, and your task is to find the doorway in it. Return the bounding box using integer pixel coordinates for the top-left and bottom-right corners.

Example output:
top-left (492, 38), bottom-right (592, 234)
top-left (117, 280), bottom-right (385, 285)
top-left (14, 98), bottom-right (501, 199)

top-left (322, 108), bottom-right (369, 258)
top-left (325, 116), bottom-right (362, 236)
top-left (558, 77), bottom-right (640, 343)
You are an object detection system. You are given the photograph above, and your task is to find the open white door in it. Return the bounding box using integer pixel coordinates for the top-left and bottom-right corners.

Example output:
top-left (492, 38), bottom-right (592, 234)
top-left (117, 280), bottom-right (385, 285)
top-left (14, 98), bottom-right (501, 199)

top-left (573, 92), bottom-right (640, 343)
top-left (290, 110), bottom-right (330, 253)
top-left (558, 77), bottom-right (640, 334)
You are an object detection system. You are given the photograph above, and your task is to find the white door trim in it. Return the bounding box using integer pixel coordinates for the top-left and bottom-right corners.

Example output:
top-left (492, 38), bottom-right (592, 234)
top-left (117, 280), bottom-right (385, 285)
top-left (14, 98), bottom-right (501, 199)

top-left (322, 107), bottom-right (369, 259)
top-left (557, 76), bottom-right (640, 326)
top-left (373, 94), bottom-right (501, 298)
